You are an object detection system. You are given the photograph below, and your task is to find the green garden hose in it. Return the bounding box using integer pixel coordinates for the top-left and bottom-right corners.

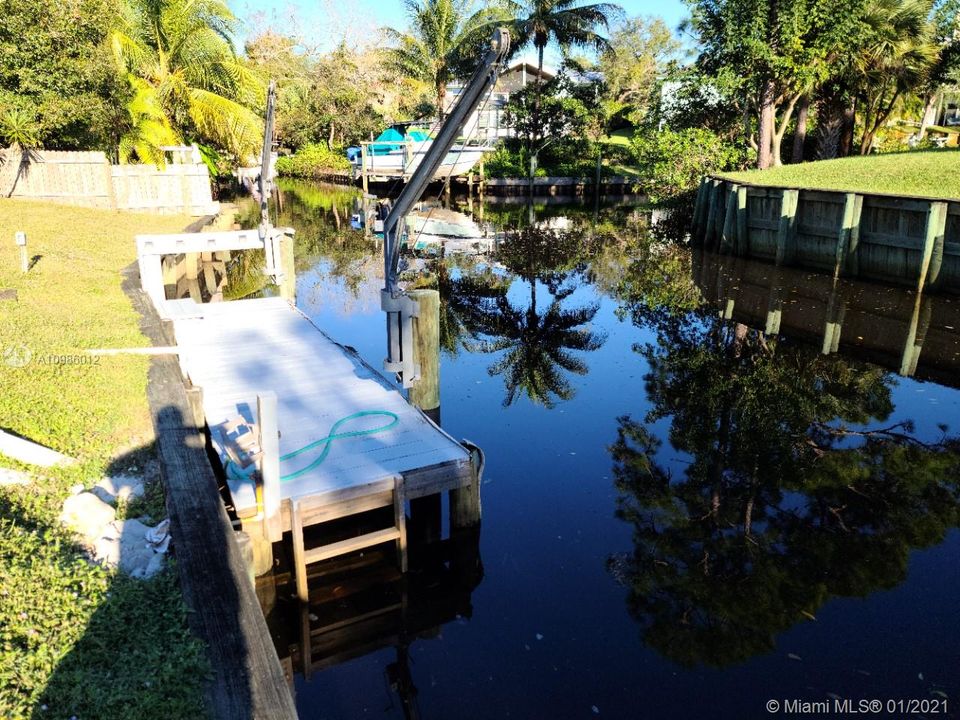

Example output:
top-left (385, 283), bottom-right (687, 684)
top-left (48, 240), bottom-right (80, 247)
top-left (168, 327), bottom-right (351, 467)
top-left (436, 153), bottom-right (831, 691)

top-left (224, 410), bottom-right (400, 484)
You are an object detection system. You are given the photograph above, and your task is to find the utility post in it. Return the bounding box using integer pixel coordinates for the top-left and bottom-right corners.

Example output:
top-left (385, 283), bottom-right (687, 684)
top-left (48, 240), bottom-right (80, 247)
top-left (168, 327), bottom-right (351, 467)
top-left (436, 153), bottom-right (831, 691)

top-left (15, 232), bottom-right (27, 273)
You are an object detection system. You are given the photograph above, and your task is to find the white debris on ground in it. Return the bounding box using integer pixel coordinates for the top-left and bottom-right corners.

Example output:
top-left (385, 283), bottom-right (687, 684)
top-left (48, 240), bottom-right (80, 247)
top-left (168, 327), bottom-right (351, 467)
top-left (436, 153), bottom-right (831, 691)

top-left (59, 474), bottom-right (170, 579)
top-left (0, 467), bottom-right (31, 486)
top-left (93, 473), bottom-right (145, 504)
top-left (61, 491), bottom-right (117, 538)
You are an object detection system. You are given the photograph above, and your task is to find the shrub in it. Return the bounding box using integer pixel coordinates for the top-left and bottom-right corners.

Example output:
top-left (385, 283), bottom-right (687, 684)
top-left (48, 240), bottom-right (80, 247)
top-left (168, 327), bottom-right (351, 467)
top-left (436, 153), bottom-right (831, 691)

top-left (275, 143), bottom-right (351, 178)
top-left (484, 142), bottom-right (538, 178)
top-left (630, 128), bottom-right (747, 201)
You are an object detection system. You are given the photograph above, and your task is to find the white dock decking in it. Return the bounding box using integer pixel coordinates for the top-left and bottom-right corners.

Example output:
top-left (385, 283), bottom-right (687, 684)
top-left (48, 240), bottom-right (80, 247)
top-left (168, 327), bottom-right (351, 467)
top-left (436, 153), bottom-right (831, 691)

top-left (164, 296), bottom-right (471, 519)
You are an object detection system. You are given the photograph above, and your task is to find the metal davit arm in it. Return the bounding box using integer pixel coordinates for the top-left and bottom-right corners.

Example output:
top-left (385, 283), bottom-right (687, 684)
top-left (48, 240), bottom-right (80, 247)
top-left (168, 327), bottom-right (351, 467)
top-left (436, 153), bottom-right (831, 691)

top-left (382, 27), bottom-right (511, 387)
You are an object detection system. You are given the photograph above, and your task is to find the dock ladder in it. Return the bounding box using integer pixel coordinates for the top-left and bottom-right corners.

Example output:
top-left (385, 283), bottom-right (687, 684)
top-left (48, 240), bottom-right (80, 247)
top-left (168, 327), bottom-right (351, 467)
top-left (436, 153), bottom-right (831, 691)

top-left (290, 476), bottom-right (408, 602)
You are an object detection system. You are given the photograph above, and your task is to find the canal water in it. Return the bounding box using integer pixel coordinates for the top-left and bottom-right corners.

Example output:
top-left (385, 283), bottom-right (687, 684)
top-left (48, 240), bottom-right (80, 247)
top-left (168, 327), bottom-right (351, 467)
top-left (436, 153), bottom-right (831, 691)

top-left (240, 180), bottom-right (960, 719)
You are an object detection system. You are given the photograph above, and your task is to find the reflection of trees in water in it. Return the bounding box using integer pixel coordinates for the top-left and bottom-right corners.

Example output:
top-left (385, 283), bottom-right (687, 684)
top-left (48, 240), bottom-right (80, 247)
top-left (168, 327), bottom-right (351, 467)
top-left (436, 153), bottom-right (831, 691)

top-left (442, 226), bottom-right (608, 408)
top-left (609, 311), bottom-right (960, 668)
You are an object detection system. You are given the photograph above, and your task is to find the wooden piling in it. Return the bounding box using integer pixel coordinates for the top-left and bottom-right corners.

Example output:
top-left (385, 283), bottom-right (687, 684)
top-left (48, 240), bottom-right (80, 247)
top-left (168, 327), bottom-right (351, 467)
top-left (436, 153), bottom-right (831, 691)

top-left (720, 184), bottom-right (738, 253)
top-left (735, 185), bottom-right (748, 255)
top-left (919, 201), bottom-right (948, 293)
top-left (775, 189), bottom-right (799, 266)
top-left (278, 232), bottom-right (296, 301)
top-left (692, 179), bottom-right (708, 241)
top-left (713, 182), bottom-right (727, 247)
top-left (407, 288), bottom-right (440, 420)
top-left (258, 392), bottom-right (282, 544)
top-left (406, 288), bottom-right (443, 543)
top-left (704, 180), bottom-right (720, 249)
top-left (360, 145), bottom-right (369, 195)
top-left (833, 193), bottom-right (859, 279)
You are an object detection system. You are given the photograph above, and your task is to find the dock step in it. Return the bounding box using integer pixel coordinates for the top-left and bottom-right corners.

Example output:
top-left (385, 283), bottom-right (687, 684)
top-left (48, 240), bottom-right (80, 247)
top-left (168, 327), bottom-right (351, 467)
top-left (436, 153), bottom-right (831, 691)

top-left (303, 527), bottom-right (401, 565)
top-left (291, 476), bottom-right (407, 602)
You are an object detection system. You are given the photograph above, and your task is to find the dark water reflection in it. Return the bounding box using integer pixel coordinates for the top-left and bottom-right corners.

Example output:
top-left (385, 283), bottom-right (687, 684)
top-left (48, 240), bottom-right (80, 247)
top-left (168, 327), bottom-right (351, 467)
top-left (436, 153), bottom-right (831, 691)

top-left (242, 181), bottom-right (960, 719)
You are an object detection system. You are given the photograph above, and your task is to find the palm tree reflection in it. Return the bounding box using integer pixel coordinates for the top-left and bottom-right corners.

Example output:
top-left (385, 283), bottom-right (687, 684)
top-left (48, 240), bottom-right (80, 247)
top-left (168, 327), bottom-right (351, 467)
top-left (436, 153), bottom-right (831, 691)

top-left (449, 226), bottom-right (606, 408)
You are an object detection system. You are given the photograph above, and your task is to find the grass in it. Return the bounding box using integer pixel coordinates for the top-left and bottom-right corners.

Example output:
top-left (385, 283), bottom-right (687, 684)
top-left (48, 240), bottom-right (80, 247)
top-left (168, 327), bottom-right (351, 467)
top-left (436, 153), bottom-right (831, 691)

top-left (0, 200), bottom-right (208, 719)
top-left (719, 148), bottom-right (960, 199)
top-left (603, 128), bottom-right (633, 147)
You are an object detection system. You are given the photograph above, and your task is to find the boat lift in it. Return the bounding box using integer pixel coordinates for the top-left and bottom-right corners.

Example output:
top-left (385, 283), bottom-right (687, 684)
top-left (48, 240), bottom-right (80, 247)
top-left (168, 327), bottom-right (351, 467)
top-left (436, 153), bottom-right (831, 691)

top-left (382, 27), bottom-right (511, 387)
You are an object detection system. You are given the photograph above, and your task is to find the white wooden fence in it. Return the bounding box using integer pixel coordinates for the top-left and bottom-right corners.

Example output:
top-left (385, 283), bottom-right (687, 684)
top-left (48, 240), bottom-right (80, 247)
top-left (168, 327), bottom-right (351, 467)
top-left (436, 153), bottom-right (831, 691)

top-left (0, 148), bottom-right (219, 216)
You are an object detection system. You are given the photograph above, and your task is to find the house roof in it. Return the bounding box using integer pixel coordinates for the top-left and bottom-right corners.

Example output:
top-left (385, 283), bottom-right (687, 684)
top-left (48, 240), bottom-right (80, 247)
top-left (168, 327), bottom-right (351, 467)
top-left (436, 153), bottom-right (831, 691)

top-left (503, 60), bottom-right (557, 79)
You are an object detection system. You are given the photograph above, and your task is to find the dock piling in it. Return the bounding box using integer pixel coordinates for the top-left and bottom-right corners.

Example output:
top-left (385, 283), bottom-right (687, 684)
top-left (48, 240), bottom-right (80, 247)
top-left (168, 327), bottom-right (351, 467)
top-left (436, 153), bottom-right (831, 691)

top-left (258, 392), bottom-right (282, 544)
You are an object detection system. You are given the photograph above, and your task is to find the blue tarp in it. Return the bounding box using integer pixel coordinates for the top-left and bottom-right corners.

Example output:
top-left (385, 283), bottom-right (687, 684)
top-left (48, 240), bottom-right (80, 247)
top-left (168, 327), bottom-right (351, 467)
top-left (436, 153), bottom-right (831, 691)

top-left (369, 128), bottom-right (406, 155)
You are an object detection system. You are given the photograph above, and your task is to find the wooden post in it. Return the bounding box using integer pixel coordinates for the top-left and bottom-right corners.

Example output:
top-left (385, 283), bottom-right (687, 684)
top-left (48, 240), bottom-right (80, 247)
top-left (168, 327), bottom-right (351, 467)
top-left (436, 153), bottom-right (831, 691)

top-left (244, 521), bottom-right (275, 577)
top-left (407, 289), bottom-right (440, 421)
top-left (360, 144), bottom-right (369, 195)
top-left (184, 252), bottom-right (201, 302)
top-left (15, 231), bottom-right (27, 273)
top-left (278, 231), bottom-right (296, 301)
top-left (258, 392), bottom-right (282, 544)
top-left (704, 181), bottom-right (720, 249)
top-left (451, 442), bottom-right (483, 531)
top-left (833, 193), bottom-right (858, 279)
top-left (735, 185), bottom-right (748, 255)
top-left (918, 201), bottom-right (948, 293)
top-left (775, 189), bottom-right (799, 266)
top-left (407, 288), bottom-right (442, 545)
top-left (720, 184), bottom-right (738, 253)
top-left (713, 182), bottom-right (726, 246)
top-left (691, 178), bottom-right (707, 242)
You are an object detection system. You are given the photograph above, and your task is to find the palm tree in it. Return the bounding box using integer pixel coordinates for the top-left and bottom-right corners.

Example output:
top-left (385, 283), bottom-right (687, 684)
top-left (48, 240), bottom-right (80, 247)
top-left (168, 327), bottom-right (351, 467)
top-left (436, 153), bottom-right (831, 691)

top-left (854, 0), bottom-right (936, 153)
top-left (111, 0), bottom-right (264, 163)
top-left (1, 106), bottom-right (42, 197)
top-left (385, 0), bottom-right (506, 121)
top-left (505, 0), bottom-right (621, 145)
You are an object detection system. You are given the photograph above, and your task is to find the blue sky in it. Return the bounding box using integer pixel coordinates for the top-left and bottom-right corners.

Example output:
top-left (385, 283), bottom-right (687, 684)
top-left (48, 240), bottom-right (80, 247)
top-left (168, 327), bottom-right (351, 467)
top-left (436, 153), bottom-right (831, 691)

top-left (229, 0), bottom-right (690, 58)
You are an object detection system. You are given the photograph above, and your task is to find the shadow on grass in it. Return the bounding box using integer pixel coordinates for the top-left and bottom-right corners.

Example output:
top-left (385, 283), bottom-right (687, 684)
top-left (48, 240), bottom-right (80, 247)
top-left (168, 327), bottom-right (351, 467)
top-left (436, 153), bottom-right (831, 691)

top-left (0, 441), bottom-right (208, 720)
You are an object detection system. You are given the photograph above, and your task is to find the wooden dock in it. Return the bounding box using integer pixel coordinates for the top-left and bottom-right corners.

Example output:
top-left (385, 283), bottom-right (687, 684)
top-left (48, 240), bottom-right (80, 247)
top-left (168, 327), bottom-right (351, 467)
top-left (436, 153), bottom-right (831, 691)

top-left (167, 295), bottom-right (473, 511)
top-left (137, 228), bottom-right (479, 601)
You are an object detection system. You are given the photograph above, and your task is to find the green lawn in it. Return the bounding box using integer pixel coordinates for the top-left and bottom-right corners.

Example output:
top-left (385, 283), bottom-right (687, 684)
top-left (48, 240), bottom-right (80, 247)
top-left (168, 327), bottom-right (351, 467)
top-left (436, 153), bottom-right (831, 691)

top-left (0, 200), bottom-right (207, 719)
top-left (603, 128), bottom-right (633, 147)
top-left (719, 149), bottom-right (960, 200)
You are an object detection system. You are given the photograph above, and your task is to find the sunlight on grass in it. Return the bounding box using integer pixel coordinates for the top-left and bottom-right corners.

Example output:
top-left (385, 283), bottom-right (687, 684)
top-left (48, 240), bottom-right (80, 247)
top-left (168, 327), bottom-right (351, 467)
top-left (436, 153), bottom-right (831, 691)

top-left (719, 149), bottom-right (960, 199)
top-left (0, 200), bottom-right (208, 719)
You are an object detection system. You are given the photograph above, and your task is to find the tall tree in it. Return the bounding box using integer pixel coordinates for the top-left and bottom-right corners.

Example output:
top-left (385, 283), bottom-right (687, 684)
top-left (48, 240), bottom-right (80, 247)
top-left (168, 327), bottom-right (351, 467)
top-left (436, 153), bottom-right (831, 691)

top-left (917, 0), bottom-right (960, 138)
top-left (112, 0), bottom-right (264, 163)
top-left (385, 0), bottom-right (503, 121)
top-left (0, 0), bottom-right (127, 151)
top-left (691, 0), bottom-right (863, 167)
top-left (599, 16), bottom-right (681, 125)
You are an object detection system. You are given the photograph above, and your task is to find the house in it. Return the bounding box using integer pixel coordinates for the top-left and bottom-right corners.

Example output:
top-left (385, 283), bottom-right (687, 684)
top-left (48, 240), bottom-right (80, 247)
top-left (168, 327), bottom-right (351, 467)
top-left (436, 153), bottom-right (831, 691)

top-left (445, 61), bottom-right (556, 142)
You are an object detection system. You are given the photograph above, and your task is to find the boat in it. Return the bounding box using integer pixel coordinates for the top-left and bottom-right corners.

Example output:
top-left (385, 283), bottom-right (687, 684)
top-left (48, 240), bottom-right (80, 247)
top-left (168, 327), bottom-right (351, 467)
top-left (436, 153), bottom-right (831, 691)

top-left (347, 125), bottom-right (492, 181)
top-left (404, 207), bottom-right (496, 255)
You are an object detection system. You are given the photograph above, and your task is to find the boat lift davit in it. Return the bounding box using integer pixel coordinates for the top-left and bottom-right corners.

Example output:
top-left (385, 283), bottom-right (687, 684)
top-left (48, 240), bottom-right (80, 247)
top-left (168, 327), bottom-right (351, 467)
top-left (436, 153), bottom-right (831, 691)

top-left (381, 27), bottom-right (511, 388)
